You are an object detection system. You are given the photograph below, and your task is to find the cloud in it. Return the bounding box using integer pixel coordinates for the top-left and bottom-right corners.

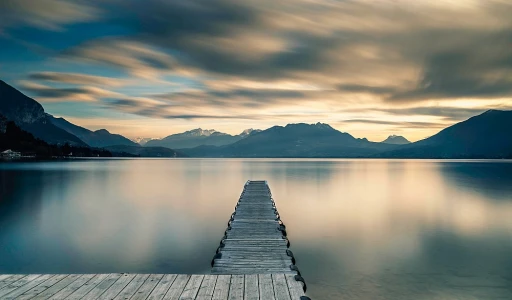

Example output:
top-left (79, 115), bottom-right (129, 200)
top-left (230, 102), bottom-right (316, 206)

top-left (389, 32), bottom-right (512, 102)
top-left (28, 72), bottom-right (129, 87)
top-left (0, 0), bottom-right (99, 31)
top-left (341, 119), bottom-right (444, 129)
top-left (376, 107), bottom-right (490, 121)
top-left (337, 84), bottom-right (398, 95)
top-left (106, 97), bottom-right (261, 120)
top-left (58, 0), bottom-right (512, 102)
top-left (61, 40), bottom-right (184, 80)
top-left (19, 81), bottom-right (120, 102)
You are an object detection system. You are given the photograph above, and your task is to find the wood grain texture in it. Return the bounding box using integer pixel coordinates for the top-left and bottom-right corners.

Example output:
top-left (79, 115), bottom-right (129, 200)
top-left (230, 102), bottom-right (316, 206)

top-left (212, 275), bottom-right (230, 300)
top-left (0, 274), bottom-right (306, 299)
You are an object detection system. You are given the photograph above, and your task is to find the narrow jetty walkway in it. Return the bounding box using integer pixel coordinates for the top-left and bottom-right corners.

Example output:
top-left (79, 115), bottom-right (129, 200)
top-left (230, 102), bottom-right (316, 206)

top-left (212, 181), bottom-right (299, 275)
top-left (0, 181), bottom-right (309, 299)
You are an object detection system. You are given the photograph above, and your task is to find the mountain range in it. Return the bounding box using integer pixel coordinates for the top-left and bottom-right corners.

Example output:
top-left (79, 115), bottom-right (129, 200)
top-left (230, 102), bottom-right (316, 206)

top-left (145, 128), bottom-right (261, 149)
top-left (49, 116), bottom-right (138, 148)
top-left (1, 79), bottom-right (511, 159)
top-left (181, 123), bottom-right (397, 157)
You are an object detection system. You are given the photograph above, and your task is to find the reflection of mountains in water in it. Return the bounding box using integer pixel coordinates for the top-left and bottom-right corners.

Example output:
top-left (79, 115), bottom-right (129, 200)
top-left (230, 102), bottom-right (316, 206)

top-left (439, 162), bottom-right (512, 201)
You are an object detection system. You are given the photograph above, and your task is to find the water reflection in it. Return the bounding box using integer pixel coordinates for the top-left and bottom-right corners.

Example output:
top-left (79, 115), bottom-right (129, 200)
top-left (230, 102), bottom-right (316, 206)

top-left (0, 159), bottom-right (511, 299)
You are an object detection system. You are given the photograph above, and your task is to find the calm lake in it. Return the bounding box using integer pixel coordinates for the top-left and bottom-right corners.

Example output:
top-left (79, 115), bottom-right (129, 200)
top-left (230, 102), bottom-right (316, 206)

top-left (1, 159), bottom-right (512, 299)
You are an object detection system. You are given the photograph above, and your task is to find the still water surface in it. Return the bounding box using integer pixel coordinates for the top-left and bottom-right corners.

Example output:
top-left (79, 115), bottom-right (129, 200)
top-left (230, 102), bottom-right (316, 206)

top-left (1, 159), bottom-right (512, 299)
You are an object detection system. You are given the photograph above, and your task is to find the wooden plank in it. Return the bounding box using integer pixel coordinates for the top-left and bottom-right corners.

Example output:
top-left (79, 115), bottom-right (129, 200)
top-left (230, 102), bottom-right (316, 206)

top-left (113, 273), bottom-right (149, 300)
top-left (227, 275), bottom-right (244, 300)
top-left (212, 268), bottom-right (296, 275)
top-left (146, 274), bottom-right (177, 300)
top-left (81, 273), bottom-right (123, 299)
top-left (1, 274), bottom-right (53, 300)
top-left (130, 274), bottom-right (164, 300)
top-left (0, 275), bottom-right (42, 298)
top-left (244, 275), bottom-right (259, 300)
top-left (258, 275), bottom-right (275, 300)
top-left (66, 274), bottom-right (110, 300)
top-left (26, 274), bottom-right (82, 300)
top-left (15, 274), bottom-right (68, 300)
top-left (212, 275), bottom-right (231, 300)
top-left (179, 275), bottom-right (204, 300)
top-left (96, 273), bottom-right (135, 300)
top-left (271, 274), bottom-right (291, 300)
top-left (163, 274), bottom-right (190, 300)
top-left (196, 275), bottom-right (217, 300)
top-left (0, 275), bottom-right (26, 290)
top-left (50, 274), bottom-right (96, 299)
top-left (285, 275), bottom-right (305, 300)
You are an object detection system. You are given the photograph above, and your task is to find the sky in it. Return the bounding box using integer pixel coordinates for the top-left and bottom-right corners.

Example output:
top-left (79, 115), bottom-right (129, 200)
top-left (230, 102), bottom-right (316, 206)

top-left (1, 0), bottom-right (511, 142)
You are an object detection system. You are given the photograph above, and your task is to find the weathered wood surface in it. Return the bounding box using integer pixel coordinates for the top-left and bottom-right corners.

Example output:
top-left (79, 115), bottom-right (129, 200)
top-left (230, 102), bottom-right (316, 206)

top-left (0, 274), bottom-right (305, 299)
top-left (211, 181), bottom-right (298, 275)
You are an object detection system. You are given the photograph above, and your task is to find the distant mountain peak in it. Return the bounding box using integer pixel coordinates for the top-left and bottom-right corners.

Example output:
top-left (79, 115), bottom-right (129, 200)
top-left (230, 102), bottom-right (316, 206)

top-left (284, 122), bottom-right (333, 129)
top-left (184, 128), bottom-right (218, 136)
top-left (381, 135), bottom-right (410, 145)
top-left (241, 128), bottom-right (254, 135)
top-left (314, 122), bottom-right (335, 130)
top-left (131, 137), bottom-right (154, 146)
top-left (239, 128), bottom-right (261, 137)
top-left (94, 129), bottom-right (110, 134)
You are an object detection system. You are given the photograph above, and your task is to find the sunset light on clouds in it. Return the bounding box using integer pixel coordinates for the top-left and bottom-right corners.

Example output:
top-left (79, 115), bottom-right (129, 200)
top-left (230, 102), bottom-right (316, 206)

top-left (1, 0), bottom-right (511, 141)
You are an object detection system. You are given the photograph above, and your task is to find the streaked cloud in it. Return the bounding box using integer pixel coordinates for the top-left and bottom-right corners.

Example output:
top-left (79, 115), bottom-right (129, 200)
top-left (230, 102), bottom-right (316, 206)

top-left (19, 81), bottom-right (121, 102)
top-left (28, 72), bottom-right (130, 87)
top-left (0, 0), bottom-right (99, 31)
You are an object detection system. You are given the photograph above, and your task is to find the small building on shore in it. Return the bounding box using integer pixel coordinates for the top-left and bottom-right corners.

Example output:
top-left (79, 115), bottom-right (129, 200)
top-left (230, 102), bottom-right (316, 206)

top-left (1, 149), bottom-right (22, 159)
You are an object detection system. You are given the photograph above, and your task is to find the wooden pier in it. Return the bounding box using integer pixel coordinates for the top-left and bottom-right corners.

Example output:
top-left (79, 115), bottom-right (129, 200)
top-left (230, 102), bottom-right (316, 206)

top-left (0, 181), bottom-right (309, 299)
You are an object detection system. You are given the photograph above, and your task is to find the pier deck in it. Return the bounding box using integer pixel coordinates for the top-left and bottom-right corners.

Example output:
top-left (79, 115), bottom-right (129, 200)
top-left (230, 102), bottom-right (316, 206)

top-left (0, 273), bottom-right (305, 299)
top-left (0, 181), bottom-right (308, 299)
top-left (211, 181), bottom-right (298, 275)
